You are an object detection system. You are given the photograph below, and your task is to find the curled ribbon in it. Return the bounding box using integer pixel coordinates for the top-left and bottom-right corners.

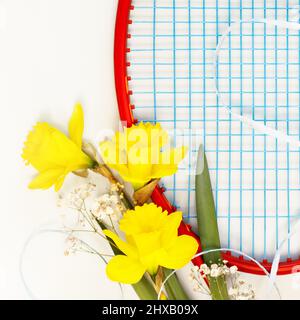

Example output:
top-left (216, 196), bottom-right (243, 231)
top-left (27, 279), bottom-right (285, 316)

top-left (214, 17), bottom-right (300, 148)
top-left (19, 222), bottom-right (124, 300)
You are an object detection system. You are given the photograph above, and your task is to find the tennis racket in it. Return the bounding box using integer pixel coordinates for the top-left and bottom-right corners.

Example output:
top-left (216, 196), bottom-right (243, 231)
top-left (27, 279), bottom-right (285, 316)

top-left (114, 0), bottom-right (300, 275)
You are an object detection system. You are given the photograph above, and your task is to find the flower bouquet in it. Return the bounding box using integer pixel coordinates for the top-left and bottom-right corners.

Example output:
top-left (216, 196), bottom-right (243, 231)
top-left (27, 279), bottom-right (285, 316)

top-left (22, 104), bottom-right (255, 300)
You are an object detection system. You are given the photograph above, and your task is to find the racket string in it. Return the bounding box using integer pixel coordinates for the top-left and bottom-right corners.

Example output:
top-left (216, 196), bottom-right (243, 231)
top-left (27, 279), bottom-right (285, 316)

top-left (127, 0), bottom-right (300, 262)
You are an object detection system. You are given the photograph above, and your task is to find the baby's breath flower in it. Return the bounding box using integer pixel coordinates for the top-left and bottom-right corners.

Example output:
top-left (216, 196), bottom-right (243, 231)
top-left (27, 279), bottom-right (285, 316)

top-left (188, 275), bottom-right (194, 282)
top-left (92, 193), bottom-right (122, 221)
top-left (222, 265), bottom-right (230, 274)
top-left (189, 265), bottom-right (211, 296)
top-left (230, 266), bottom-right (238, 274)
top-left (192, 265), bottom-right (199, 272)
top-left (190, 262), bottom-right (256, 300)
top-left (228, 269), bottom-right (255, 300)
top-left (200, 264), bottom-right (210, 275)
top-left (64, 235), bottom-right (81, 256)
top-left (58, 182), bottom-right (97, 209)
top-left (110, 184), bottom-right (118, 192)
top-left (75, 182), bottom-right (96, 199)
top-left (210, 268), bottom-right (220, 278)
top-left (229, 281), bottom-right (255, 300)
top-left (110, 195), bottom-right (119, 204)
top-left (57, 194), bottom-right (65, 207)
top-left (228, 287), bottom-right (238, 296)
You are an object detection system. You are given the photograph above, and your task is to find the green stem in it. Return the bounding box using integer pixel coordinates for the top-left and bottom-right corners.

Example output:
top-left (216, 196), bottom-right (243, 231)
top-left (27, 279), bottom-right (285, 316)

top-left (163, 268), bottom-right (189, 300)
top-left (195, 145), bottom-right (230, 300)
top-left (131, 276), bottom-right (158, 300)
top-left (208, 276), bottom-right (229, 300)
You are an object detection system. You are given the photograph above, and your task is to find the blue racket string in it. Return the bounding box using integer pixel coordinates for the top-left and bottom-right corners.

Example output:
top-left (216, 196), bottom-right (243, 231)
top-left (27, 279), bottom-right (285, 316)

top-left (128, 0), bottom-right (300, 262)
top-left (286, 2), bottom-right (291, 257)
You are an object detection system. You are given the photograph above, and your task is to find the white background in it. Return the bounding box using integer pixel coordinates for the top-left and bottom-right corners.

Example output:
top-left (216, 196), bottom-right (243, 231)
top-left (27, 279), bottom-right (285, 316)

top-left (0, 0), bottom-right (300, 300)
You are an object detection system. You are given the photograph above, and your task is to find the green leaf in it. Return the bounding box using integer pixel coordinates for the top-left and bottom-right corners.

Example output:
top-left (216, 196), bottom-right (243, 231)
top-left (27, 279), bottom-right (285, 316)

top-left (195, 145), bottom-right (229, 300)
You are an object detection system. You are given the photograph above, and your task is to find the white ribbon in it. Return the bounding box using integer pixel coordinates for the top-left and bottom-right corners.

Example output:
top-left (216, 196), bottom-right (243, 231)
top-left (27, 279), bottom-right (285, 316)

top-left (268, 218), bottom-right (300, 295)
top-left (214, 17), bottom-right (300, 148)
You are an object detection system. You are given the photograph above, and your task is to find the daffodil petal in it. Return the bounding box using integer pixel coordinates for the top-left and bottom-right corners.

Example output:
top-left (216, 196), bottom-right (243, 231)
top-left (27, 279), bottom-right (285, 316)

top-left (54, 173), bottom-right (67, 192)
top-left (158, 235), bottom-right (198, 270)
top-left (106, 255), bottom-right (146, 284)
top-left (23, 123), bottom-right (59, 171)
top-left (151, 165), bottom-right (178, 179)
top-left (29, 169), bottom-right (65, 190)
top-left (119, 175), bottom-right (150, 191)
top-left (99, 140), bottom-right (127, 166)
top-left (161, 211), bottom-right (183, 247)
top-left (103, 230), bottom-right (137, 258)
top-left (166, 211), bottom-right (182, 231)
top-left (68, 103), bottom-right (84, 148)
top-left (147, 122), bottom-right (169, 148)
top-left (162, 146), bottom-right (187, 165)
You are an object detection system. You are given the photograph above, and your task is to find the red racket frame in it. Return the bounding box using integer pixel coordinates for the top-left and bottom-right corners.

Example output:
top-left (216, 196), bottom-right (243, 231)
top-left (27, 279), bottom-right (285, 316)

top-left (113, 0), bottom-right (300, 275)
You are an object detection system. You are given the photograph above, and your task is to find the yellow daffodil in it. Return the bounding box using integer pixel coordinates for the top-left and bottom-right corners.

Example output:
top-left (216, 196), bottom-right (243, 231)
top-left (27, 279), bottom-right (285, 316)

top-left (104, 203), bottom-right (198, 284)
top-left (22, 104), bottom-right (95, 191)
top-left (100, 122), bottom-right (187, 190)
